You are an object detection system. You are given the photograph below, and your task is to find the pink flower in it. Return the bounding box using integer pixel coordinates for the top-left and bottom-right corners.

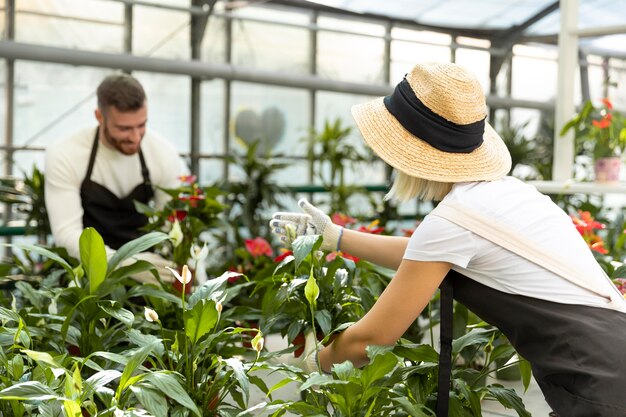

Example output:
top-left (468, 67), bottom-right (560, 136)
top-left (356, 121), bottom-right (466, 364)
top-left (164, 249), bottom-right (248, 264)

top-left (178, 175), bottom-right (197, 184)
top-left (331, 213), bottom-right (357, 227)
top-left (244, 237), bottom-right (273, 258)
top-left (325, 251), bottom-right (360, 263)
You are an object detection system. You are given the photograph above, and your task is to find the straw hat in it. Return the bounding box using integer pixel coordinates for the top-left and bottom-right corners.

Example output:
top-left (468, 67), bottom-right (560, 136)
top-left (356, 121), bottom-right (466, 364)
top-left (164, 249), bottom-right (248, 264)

top-left (351, 62), bottom-right (511, 183)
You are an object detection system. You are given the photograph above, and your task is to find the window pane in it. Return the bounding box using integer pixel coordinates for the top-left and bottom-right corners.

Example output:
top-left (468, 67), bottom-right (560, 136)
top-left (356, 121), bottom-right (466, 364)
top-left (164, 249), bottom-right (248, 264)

top-left (134, 72), bottom-right (190, 154)
top-left (511, 45), bottom-right (558, 102)
top-left (455, 48), bottom-right (490, 92)
top-left (200, 79), bottom-right (225, 155)
top-left (14, 62), bottom-right (109, 149)
top-left (230, 82), bottom-right (309, 159)
top-left (16, 0), bottom-right (123, 52)
top-left (12, 150), bottom-right (45, 177)
top-left (132, 5), bottom-right (189, 59)
top-left (199, 158), bottom-right (224, 184)
top-left (391, 40), bottom-right (450, 83)
top-left (202, 15), bottom-right (226, 63)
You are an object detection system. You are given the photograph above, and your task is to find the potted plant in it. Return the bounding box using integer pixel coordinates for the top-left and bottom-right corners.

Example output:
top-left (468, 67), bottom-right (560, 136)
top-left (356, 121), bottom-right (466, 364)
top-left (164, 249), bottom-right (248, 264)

top-left (560, 98), bottom-right (626, 182)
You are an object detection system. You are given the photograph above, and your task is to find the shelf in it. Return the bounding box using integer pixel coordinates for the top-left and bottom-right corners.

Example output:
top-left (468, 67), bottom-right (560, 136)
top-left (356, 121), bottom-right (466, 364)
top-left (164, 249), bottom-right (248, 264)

top-left (528, 181), bottom-right (626, 195)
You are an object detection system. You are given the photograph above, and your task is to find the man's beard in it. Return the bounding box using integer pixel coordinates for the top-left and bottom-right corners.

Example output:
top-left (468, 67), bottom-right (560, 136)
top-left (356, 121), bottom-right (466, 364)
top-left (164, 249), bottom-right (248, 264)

top-left (102, 123), bottom-right (142, 155)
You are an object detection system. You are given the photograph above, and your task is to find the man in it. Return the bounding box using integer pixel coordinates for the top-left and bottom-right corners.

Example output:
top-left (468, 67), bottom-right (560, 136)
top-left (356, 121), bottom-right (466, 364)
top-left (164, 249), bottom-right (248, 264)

top-left (45, 74), bottom-right (185, 282)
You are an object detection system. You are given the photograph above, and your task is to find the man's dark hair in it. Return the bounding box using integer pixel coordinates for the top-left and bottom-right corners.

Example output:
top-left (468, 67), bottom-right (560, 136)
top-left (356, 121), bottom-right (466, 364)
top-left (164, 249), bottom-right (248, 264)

top-left (97, 74), bottom-right (146, 114)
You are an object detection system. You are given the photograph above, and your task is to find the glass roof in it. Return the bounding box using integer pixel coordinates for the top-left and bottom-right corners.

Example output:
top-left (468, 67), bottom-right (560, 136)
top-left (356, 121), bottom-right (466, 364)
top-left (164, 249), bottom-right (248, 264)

top-left (306, 0), bottom-right (626, 55)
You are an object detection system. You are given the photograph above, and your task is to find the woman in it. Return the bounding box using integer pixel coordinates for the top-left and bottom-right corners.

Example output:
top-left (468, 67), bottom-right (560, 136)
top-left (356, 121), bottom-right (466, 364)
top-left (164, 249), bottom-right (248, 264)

top-left (270, 62), bottom-right (626, 417)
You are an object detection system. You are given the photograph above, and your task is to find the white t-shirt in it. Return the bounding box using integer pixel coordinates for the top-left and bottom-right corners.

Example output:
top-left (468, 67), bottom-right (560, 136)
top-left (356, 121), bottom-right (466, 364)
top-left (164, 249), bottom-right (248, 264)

top-left (403, 176), bottom-right (624, 310)
top-left (45, 125), bottom-right (186, 258)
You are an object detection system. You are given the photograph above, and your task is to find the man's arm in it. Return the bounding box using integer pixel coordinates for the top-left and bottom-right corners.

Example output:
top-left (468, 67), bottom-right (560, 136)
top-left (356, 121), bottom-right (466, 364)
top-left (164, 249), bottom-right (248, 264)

top-left (44, 147), bottom-right (85, 259)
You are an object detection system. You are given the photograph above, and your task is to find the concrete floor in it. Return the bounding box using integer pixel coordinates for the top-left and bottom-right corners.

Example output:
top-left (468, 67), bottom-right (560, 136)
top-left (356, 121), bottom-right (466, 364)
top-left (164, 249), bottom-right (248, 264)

top-left (249, 334), bottom-right (554, 416)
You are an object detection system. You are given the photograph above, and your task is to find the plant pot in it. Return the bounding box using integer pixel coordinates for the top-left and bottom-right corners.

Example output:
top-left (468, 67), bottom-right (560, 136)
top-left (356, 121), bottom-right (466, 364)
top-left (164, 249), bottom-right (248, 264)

top-left (594, 156), bottom-right (621, 183)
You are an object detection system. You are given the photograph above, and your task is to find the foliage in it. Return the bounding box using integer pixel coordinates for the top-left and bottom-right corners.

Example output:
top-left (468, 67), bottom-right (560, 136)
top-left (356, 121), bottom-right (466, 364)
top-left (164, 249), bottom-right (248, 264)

top-left (305, 118), bottom-right (372, 214)
top-left (259, 235), bottom-right (378, 347)
top-left (560, 98), bottom-right (626, 159)
top-left (0, 166), bottom-right (50, 242)
top-left (135, 176), bottom-right (227, 269)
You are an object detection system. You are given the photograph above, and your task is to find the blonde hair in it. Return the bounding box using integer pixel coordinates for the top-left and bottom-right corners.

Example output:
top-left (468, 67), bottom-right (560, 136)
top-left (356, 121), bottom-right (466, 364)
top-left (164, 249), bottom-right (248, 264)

top-left (385, 171), bottom-right (453, 202)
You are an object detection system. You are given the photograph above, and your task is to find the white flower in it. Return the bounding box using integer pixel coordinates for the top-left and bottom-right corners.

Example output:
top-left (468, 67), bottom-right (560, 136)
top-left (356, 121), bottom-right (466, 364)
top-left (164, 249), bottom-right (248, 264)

top-left (48, 299), bottom-right (58, 315)
top-left (215, 301), bottom-right (223, 314)
top-left (169, 220), bottom-right (183, 248)
top-left (314, 250), bottom-right (324, 261)
top-left (251, 331), bottom-right (264, 353)
top-left (190, 243), bottom-right (209, 262)
top-left (335, 268), bottom-right (349, 285)
top-left (114, 409), bottom-right (124, 417)
top-left (166, 264), bottom-right (192, 284)
top-left (144, 307), bottom-right (159, 323)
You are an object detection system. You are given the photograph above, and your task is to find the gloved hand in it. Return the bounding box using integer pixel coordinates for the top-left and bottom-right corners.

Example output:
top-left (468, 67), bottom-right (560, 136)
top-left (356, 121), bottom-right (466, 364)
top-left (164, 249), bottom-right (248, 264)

top-left (124, 252), bottom-right (176, 285)
top-left (270, 199), bottom-right (343, 252)
top-left (270, 331), bottom-right (321, 374)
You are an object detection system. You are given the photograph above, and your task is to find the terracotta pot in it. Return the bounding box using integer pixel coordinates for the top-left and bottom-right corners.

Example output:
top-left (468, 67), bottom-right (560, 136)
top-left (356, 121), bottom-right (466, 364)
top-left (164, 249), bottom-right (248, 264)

top-left (594, 156), bottom-right (621, 183)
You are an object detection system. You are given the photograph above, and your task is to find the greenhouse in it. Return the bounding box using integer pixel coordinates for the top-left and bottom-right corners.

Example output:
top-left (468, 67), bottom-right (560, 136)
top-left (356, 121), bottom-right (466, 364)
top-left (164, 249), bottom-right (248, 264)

top-left (1, 0), bottom-right (626, 416)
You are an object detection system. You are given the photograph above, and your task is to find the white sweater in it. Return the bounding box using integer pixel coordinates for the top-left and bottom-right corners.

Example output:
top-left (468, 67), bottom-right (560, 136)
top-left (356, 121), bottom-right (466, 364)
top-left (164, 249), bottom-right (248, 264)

top-left (45, 125), bottom-right (186, 258)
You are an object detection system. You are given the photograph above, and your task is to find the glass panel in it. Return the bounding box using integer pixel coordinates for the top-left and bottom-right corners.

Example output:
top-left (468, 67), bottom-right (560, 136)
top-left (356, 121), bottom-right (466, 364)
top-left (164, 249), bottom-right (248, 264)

top-left (231, 19), bottom-right (310, 74)
top-left (199, 158), bottom-right (224, 185)
top-left (134, 72), bottom-right (190, 154)
top-left (390, 33), bottom-right (450, 83)
top-left (230, 82), bottom-right (309, 159)
top-left (16, 0), bottom-right (123, 52)
top-left (315, 91), bottom-right (385, 186)
top-left (14, 62), bottom-right (110, 149)
top-left (200, 79), bottom-right (225, 155)
top-left (12, 150), bottom-right (45, 177)
top-left (201, 15), bottom-right (226, 63)
top-left (511, 45), bottom-right (558, 102)
top-left (318, 29), bottom-right (385, 83)
top-left (455, 48), bottom-right (490, 92)
top-left (132, 5), bottom-right (189, 59)
top-left (318, 15), bottom-right (385, 36)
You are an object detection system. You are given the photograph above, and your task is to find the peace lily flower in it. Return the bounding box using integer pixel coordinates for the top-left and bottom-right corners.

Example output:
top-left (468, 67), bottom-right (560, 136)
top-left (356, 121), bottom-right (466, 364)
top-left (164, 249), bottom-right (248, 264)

top-left (190, 242), bottom-right (209, 263)
top-left (216, 301), bottom-right (223, 314)
top-left (114, 408), bottom-right (124, 417)
top-left (251, 331), bottom-right (264, 353)
top-left (335, 268), bottom-right (349, 285)
top-left (144, 307), bottom-right (159, 323)
top-left (169, 219), bottom-right (183, 248)
top-left (166, 264), bottom-right (192, 285)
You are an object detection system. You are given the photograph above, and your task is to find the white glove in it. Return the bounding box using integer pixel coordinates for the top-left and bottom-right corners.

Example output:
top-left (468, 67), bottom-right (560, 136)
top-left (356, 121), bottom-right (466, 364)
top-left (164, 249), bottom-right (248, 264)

top-left (270, 331), bottom-right (320, 374)
top-left (126, 252), bottom-right (176, 285)
top-left (270, 199), bottom-right (343, 252)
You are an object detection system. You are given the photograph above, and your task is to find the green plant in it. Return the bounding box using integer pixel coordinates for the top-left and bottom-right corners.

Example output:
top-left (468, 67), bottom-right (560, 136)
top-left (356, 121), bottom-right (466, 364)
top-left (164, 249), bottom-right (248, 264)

top-left (135, 176), bottom-right (227, 269)
top-left (560, 98), bottom-right (626, 160)
top-left (305, 118), bottom-right (371, 214)
top-left (0, 166), bottom-right (50, 243)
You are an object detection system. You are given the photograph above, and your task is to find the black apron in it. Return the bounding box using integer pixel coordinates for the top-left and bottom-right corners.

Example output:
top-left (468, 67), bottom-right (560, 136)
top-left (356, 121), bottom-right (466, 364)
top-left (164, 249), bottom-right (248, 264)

top-left (80, 128), bottom-right (154, 249)
top-left (437, 272), bottom-right (626, 417)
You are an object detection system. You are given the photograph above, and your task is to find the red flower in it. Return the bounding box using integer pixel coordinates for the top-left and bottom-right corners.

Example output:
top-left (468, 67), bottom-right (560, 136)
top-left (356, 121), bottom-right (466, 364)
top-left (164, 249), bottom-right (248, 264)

top-left (601, 98), bottom-right (613, 110)
top-left (245, 237), bottom-right (273, 258)
top-left (325, 251), bottom-right (360, 263)
top-left (167, 210), bottom-right (187, 223)
top-left (592, 117), bottom-right (611, 129)
top-left (357, 219), bottom-right (385, 234)
top-left (179, 193), bottom-right (205, 208)
top-left (178, 175), bottom-right (197, 184)
top-left (331, 213), bottom-right (357, 227)
top-left (227, 266), bottom-right (243, 283)
top-left (274, 249), bottom-right (293, 262)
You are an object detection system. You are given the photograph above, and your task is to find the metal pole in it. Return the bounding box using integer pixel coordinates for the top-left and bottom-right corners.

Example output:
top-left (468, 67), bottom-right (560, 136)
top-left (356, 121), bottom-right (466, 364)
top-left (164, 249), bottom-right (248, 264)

top-left (123, 3), bottom-right (133, 54)
top-left (2, 0), bottom-right (15, 254)
top-left (222, 7), bottom-right (232, 180)
top-left (308, 10), bottom-right (317, 187)
top-left (553, 0), bottom-right (578, 181)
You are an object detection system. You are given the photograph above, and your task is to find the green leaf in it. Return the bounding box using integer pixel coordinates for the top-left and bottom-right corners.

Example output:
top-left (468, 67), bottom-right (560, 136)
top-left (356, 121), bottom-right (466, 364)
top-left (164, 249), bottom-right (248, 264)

top-left (63, 399), bottom-right (81, 417)
top-left (393, 344), bottom-right (439, 363)
top-left (0, 381), bottom-right (61, 400)
top-left (107, 260), bottom-right (155, 281)
top-left (225, 357), bottom-right (250, 403)
top-left (451, 328), bottom-right (493, 355)
top-left (292, 235), bottom-right (321, 269)
top-left (107, 232), bottom-right (169, 274)
top-left (116, 343), bottom-right (157, 397)
top-left (266, 377), bottom-right (298, 397)
top-left (142, 372), bottom-right (201, 417)
top-left (314, 309), bottom-right (332, 335)
top-left (83, 370), bottom-right (122, 399)
top-left (4, 243), bottom-right (73, 274)
top-left (361, 351), bottom-right (398, 389)
top-left (79, 228), bottom-right (107, 294)
top-left (299, 373), bottom-right (342, 391)
top-left (97, 301), bottom-right (135, 327)
top-left (130, 385), bottom-right (168, 417)
top-left (185, 300), bottom-right (219, 344)
top-left (485, 384), bottom-right (531, 417)
top-left (393, 397), bottom-right (435, 417)
top-left (519, 357), bottom-right (532, 392)
top-left (0, 306), bottom-right (21, 324)
top-left (22, 349), bottom-right (62, 368)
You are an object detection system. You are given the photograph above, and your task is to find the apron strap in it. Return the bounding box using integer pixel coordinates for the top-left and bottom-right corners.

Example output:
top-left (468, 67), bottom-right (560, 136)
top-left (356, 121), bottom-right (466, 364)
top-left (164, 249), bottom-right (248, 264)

top-left (436, 276), bottom-right (454, 417)
top-left (85, 128), bottom-right (99, 181)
